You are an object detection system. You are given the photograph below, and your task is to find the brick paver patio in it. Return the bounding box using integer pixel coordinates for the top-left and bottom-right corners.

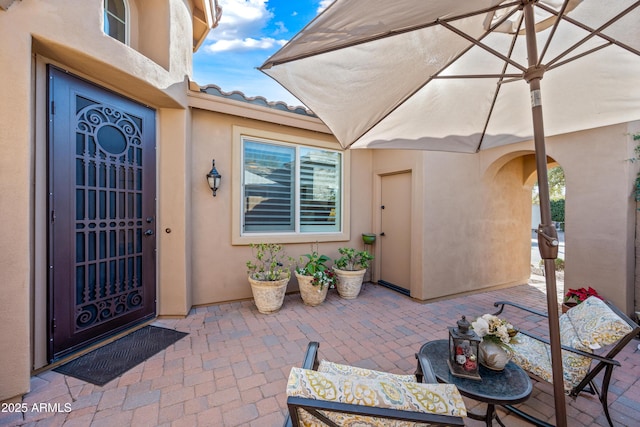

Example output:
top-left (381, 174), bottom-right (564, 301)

top-left (2, 276), bottom-right (639, 426)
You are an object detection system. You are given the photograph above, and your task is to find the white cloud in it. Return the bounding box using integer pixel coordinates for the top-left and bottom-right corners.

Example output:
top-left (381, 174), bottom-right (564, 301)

top-left (205, 37), bottom-right (286, 53)
top-left (202, 0), bottom-right (287, 53)
top-left (317, 0), bottom-right (333, 14)
top-left (273, 21), bottom-right (287, 35)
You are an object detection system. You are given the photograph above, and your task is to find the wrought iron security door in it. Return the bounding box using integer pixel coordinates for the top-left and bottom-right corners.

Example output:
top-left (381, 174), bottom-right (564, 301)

top-left (48, 67), bottom-right (156, 360)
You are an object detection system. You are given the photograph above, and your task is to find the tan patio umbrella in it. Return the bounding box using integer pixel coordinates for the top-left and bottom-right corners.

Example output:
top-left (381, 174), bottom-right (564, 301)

top-left (260, 1), bottom-right (640, 425)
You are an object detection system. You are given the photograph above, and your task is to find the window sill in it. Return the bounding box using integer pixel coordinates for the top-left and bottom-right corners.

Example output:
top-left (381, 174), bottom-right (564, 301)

top-left (232, 231), bottom-right (350, 246)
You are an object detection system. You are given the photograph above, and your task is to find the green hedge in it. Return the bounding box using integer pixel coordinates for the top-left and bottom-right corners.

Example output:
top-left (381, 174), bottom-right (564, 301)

top-left (550, 199), bottom-right (565, 223)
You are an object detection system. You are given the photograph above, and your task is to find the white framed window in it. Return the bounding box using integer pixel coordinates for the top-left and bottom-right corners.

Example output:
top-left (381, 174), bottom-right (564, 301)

top-left (104, 0), bottom-right (128, 44)
top-left (232, 126), bottom-right (350, 245)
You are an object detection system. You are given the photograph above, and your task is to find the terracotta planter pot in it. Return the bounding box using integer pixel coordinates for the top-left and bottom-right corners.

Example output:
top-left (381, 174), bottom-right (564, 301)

top-left (248, 274), bottom-right (289, 314)
top-left (295, 272), bottom-right (329, 306)
top-left (333, 267), bottom-right (366, 299)
top-left (562, 302), bottom-right (578, 313)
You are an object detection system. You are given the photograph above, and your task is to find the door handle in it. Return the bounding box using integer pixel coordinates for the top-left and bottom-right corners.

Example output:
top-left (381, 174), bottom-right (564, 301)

top-left (380, 232), bottom-right (385, 236)
top-left (144, 229), bottom-right (154, 236)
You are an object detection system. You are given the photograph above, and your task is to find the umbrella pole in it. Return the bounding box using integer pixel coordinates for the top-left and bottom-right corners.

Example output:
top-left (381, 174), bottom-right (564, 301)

top-left (524, 4), bottom-right (567, 427)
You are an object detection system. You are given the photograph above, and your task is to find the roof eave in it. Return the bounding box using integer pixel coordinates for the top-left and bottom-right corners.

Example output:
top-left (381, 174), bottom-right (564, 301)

top-left (193, 0), bottom-right (221, 52)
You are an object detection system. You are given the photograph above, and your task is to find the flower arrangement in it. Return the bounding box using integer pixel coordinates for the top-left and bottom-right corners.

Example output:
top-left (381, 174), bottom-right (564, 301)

top-left (471, 314), bottom-right (518, 350)
top-left (563, 287), bottom-right (602, 305)
top-left (295, 244), bottom-right (336, 290)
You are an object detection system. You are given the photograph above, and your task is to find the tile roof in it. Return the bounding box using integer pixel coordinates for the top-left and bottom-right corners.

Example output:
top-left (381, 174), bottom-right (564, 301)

top-left (199, 84), bottom-right (316, 117)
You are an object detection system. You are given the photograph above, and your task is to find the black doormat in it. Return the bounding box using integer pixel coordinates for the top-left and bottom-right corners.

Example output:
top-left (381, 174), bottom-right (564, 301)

top-left (54, 326), bottom-right (188, 386)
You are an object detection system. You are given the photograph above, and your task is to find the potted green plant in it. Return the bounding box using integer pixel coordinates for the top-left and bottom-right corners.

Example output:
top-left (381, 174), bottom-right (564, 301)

top-left (332, 247), bottom-right (374, 299)
top-left (246, 243), bottom-right (291, 314)
top-left (295, 244), bottom-right (335, 306)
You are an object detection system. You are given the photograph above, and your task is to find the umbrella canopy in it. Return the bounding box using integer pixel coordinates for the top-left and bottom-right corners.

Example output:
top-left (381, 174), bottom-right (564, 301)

top-left (261, 0), bottom-right (640, 153)
top-left (260, 1), bottom-right (640, 426)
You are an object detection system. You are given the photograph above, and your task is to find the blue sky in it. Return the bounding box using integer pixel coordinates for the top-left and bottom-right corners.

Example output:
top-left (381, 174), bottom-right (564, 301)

top-left (192, 0), bottom-right (332, 107)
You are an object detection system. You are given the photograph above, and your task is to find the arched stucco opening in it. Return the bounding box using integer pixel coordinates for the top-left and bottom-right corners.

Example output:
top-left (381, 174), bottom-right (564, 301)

top-left (484, 151), bottom-right (563, 290)
top-left (483, 125), bottom-right (638, 315)
top-left (523, 156), bottom-right (565, 293)
top-left (522, 154), bottom-right (561, 232)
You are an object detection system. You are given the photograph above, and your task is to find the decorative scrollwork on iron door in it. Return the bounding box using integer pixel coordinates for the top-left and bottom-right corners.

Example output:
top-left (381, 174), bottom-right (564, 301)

top-left (74, 100), bottom-right (145, 331)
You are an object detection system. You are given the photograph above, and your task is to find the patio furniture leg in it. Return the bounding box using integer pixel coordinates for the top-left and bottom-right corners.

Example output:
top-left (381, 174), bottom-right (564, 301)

top-left (599, 366), bottom-right (614, 427)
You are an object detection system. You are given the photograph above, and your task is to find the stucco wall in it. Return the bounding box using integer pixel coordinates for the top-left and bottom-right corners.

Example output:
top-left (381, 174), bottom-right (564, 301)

top-left (0, 16), bottom-right (31, 403)
top-left (189, 108), bottom-right (374, 306)
top-left (369, 148), bottom-right (532, 301)
top-left (0, 0), bottom-right (195, 401)
top-left (419, 150), bottom-right (532, 299)
top-left (369, 124), bottom-right (639, 309)
top-left (552, 123), bottom-right (640, 314)
top-left (158, 108), bottom-right (193, 316)
top-left (373, 146), bottom-right (531, 300)
top-left (370, 150), bottom-right (424, 297)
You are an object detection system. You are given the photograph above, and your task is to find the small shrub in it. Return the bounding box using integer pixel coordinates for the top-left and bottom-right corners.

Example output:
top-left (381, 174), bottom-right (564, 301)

top-left (538, 257), bottom-right (565, 271)
top-left (334, 247), bottom-right (373, 271)
top-left (246, 243), bottom-right (291, 281)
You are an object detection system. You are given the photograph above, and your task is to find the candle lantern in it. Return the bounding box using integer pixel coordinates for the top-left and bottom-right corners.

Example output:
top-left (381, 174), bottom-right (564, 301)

top-left (448, 315), bottom-right (482, 380)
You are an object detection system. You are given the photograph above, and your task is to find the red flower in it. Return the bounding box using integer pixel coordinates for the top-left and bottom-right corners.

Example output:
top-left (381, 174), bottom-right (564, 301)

top-left (464, 359), bottom-right (477, 371)
top-left (564, 287), bottom-right (602, 304)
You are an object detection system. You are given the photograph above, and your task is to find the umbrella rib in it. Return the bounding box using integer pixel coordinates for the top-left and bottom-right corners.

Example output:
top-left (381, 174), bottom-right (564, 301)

top-left (547, 42), bottom-right (613, 71)
top-left (537, 0), bottom-right (572, 65)
top-left (438, 21), bottom-right (528, 73)
top-left (477, 23), bottom-right (522, 152)
top-left (434, 10), bottom-right (525, 82)
top-left (343, 5), bottom-right (524, 150)
top-left (261, 1), bottom-right (523, 68)
top-left (538, 0), bottom-right (640, 68)
top-left (432, 74), bottom-right (522, 80)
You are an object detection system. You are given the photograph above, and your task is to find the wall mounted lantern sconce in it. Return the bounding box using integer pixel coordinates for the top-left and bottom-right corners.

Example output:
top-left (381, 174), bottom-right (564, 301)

top-left (206, 159), bottom-right (221, 197)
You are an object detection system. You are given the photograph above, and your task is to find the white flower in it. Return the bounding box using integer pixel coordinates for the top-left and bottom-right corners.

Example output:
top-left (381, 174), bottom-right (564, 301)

top-left (472, 313), bottom-right (516, 348)
top-left (471, 317), bottom-right (489, 338)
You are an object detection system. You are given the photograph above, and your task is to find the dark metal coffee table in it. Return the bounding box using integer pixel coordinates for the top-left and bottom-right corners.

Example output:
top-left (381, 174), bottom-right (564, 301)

top-left (416, 340), bottom-right (532, 427)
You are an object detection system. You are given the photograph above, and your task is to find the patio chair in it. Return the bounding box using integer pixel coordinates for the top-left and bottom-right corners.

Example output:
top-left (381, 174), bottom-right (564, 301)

top-left (493, 296), bottom-right (640, 427)
top-left (283, 341), bottom-right (467, 427)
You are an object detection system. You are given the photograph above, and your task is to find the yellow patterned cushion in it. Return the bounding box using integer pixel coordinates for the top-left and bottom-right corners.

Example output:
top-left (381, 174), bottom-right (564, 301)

top-left (510, 333), bottom-right (591, 391)
top-left (566, 296), bottom-right (633, 349)
top-left (318, 360), bottom-right (416, 383)
top-left (510, 297), bottom-right (633, 391)
top-left (286, 367), bottom-right (466, 426)
top-left (558, 313), bottom-right (591, 352)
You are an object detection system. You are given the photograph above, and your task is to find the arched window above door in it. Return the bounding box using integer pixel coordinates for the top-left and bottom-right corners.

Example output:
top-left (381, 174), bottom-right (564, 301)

top-left (104, 0), bottom-right (128, 44)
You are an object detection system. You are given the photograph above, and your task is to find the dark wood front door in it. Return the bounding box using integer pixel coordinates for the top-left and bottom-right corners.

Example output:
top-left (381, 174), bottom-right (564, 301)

top-left (48, 66), bottom-right (157, 361)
